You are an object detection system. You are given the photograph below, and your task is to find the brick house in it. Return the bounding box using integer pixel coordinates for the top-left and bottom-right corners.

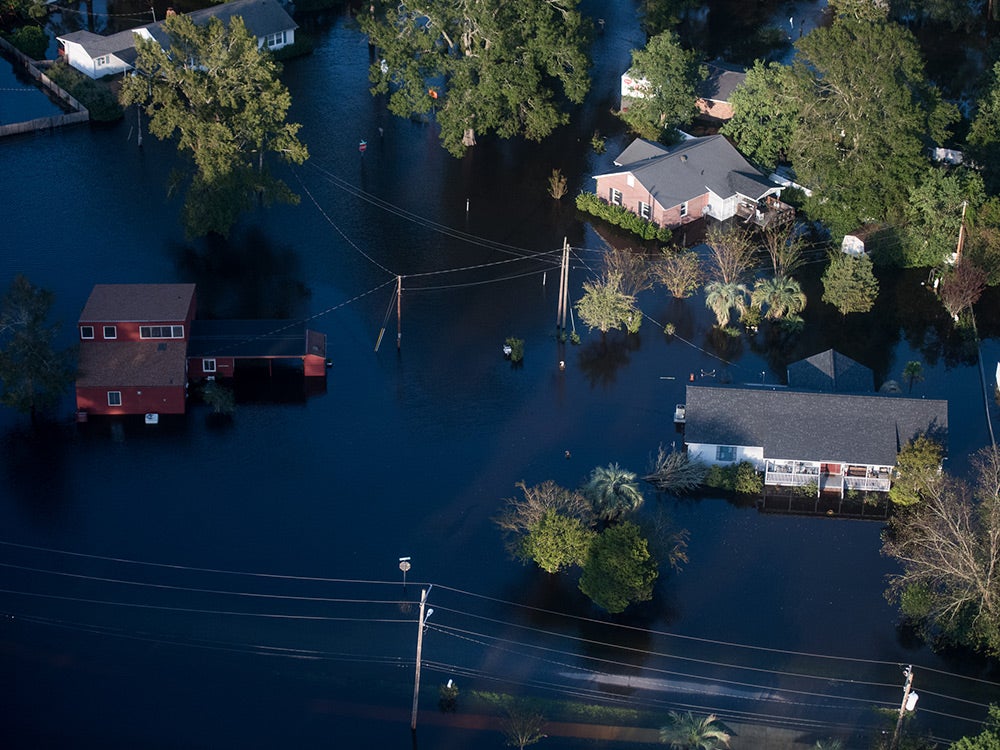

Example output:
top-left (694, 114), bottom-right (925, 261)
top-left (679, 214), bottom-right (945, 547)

top-left (591, 135), bottom-right (785, 231)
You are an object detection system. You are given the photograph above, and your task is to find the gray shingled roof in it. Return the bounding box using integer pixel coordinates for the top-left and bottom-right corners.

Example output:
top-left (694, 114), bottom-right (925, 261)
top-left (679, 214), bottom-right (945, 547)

top-left (598, 136), bottom-right (776, 209)
top-left (57, 28), bottom-right (141, 57)
top-left (786, 350), bottom-right (874, 393)
top-left (188, 319), bottom-right (318, 358)
top-left (79, 284), bottom-right (195, 323)
top-left (77, 340), bottom-right (187, 387)
top-left (696, 62), bottom-right (746, 103)
top-left (684, 385), bottom-right (947, 466)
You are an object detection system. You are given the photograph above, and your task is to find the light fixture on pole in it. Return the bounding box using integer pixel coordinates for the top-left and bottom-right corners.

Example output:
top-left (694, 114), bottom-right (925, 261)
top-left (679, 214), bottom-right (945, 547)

top-left (399, 556), bottom-right (411, 591)
top-left (890, 665), bottom-right (917, 750)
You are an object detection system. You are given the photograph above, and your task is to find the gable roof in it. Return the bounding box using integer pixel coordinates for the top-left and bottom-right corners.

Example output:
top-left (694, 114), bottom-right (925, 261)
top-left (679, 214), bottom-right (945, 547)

top-left (77, 340), bottom-right (187, 388)
top-left (79, 284), bottom-right (196, 323)
top-left (596, 136), bottom-right (775, 209)
top-left (58, 0), bottom-right (295, 58)
top-left (684, 385), bottom-right (947, 466)
top-left (696, 62), bottom-right (746, 103)
top-left (786, 349), bottom-right (874, 393)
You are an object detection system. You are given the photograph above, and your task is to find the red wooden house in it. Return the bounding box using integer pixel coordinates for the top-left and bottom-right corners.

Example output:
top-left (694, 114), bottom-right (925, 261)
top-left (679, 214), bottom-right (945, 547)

top-left (76, 284), bottom-right (196, 416)
top-left (75, 283), bottom-right (328, 418)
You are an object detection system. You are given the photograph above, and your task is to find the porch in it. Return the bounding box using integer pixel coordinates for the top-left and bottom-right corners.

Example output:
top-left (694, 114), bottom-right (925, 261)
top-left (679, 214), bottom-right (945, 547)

top-left (736, 194), bottom-right (795, 228)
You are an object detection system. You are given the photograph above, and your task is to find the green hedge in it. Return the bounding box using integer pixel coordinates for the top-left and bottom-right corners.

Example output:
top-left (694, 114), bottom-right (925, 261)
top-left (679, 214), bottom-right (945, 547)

top-left (45, 61), bottom-right (123, 122)
top-left (575, 192), bottom-right (671, 242)
top-left (704, 461), bottom-right (763, 495)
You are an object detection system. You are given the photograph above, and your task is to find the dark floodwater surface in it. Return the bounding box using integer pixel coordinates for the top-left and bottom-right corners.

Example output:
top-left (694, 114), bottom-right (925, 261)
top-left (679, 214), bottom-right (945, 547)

top-left (2, 2), bottom-right (1000, 748)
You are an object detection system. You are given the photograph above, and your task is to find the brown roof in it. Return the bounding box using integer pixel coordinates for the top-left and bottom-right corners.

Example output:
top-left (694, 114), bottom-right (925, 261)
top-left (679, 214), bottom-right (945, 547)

top-left (80, 284), bottom-right (195, 323)
top-left (77, 341), bottom-right (187, 388)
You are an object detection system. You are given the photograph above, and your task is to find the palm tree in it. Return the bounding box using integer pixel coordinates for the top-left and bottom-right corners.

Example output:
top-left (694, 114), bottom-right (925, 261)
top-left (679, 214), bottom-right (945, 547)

top-left (704, 281), bottom-right (748, 328)
top-left (751, 275), bottom-right (806, 320)
top-left (659, 711), bottom-right (731, 749)
top-left (902, 360), bottom-right (924, 393)
top-left (584, 463), bottom-right (644, 521)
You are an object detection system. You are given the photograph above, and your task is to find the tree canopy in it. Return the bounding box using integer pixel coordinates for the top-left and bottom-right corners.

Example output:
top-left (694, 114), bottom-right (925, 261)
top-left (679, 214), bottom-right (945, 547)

top-left (789, 19), bottom-right (957, 238)
top-left (0, 275), bottom-right (75, 422)
top-left (119, 13), bottom-right (308, 237)
top-left (575, 272), bottom-right (641, 335)
top-left (578, 521), bottom-right (658, 613)
top-left (361, 0), bottom-right (590, 157)
top-left (619, 30), bottom-right (704, 141)
top-left (821, 252), bottom-right (879, 314)
top-left (721, 60), bottom-right (800, 172)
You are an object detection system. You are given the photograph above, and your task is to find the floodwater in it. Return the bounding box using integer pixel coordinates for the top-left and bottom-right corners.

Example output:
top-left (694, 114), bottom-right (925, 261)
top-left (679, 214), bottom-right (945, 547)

top-left (0, 56), bottom-right (63, 124)
top-left (1, 1), bottom-right (999, 748)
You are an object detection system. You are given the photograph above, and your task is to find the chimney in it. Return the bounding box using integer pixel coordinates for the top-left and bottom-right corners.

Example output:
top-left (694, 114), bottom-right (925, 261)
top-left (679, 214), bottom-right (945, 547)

top-left (166, 7), bottom-right (176, 16)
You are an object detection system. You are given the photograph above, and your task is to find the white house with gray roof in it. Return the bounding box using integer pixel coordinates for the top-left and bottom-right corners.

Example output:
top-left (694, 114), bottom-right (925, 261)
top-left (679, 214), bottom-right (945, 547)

top-left (683, 352), bottom-right (947, 497)
top-left (591, 135), bottom-right (787, 231)
top-left (58, 0), bottom-right (296, 79)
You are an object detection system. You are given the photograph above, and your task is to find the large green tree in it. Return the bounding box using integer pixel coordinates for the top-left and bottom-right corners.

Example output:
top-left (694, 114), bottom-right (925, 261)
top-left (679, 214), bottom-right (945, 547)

top-left (951, 705), bottom-right (1000, 749)
top-left (575, 272), bottom-right (641, 335)
top-left (721, 60), bottom-right (799, 172)
top-left (620, 30), bottom-right (704, 141)
top-left (119, 13), bottom-right (308, 237)
top-left (361, 0), bottom-right (590, 157)
top-left (901, 168), bottom-right (985, 268)
top-left (789, 19), bottom-right (957, 238)
top-left (578, 521), bottom-right (658, 613)
top-left (583, 463), bottom-right (645, 522)
top-left (969, 60), bottom-right (1000, 195)
top-left (0, 276), bottom-right (75, 423)
top-left (519, 509), bottom-right (595, 574)
top-left (751, 275), bottom-right (807, 321)
top-left (821, 252), bottom-right (879, 314)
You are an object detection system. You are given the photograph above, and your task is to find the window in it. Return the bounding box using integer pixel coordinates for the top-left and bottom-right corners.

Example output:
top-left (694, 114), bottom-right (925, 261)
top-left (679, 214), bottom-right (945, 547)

top-left (264, 31), bottom-right (285, 49)
top-left (80, 326), bottom-right (94, 340)
top-left (103, 325), bottom-right (117, 339)
top-left (95, 55), bottom-right (109, 66)
top-left (638, 201), bottom-right (651, 220)
top-left (203, 359), bottom-right (216, 373)
top-left (716, 446), bottom-right (737, 462)
top-left (107, 391), bottom-right (122, 407)
top-left (679, 202), bottom-right (688, 218)
top-left (626, 175), bottom-right (635, 188)
top-left (140, 325), bottom-right (184, 339)
top-left (609, 188), bottom-right (622, 206)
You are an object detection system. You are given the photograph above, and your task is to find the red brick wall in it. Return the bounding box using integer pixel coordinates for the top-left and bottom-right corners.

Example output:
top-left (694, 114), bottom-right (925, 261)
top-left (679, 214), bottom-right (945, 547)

top-left (594, 175), bottom-right (709, 229)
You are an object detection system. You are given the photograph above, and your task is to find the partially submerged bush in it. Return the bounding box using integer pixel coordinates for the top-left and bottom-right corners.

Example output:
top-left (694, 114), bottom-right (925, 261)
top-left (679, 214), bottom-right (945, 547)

top-left (575, 192), bottom-right (671, 242)
top-left (46, 61), bottom-right (123, 121)
top-left (704, 461), bottom-right (762, 495)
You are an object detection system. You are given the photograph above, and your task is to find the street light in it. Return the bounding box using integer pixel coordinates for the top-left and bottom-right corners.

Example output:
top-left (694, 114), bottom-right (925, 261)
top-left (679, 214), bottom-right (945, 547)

top-left (399, 556), bottom-right (411, 591)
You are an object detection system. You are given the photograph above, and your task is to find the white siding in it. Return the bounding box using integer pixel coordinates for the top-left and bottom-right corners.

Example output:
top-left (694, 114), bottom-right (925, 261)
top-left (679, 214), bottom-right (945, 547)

top-left (688, 443), bottom-right (764, 469)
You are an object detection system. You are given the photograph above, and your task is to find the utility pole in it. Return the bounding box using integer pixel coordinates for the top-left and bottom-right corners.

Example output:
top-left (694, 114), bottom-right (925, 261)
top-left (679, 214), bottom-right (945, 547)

top-left (956, 200), bottom-right (968, 264)
top-left (561, 238), bottom-right (570, 331)
top-left (410, 586), bottom-right (432, 731)
top-left (890, 665), bottom-right (918, 750)
top-left (396, 275), bottom-right (402, 350)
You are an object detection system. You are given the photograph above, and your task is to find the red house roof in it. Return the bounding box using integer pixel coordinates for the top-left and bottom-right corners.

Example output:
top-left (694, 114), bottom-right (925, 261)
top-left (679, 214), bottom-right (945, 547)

top-left (79, 284), bottom-right (196, 323)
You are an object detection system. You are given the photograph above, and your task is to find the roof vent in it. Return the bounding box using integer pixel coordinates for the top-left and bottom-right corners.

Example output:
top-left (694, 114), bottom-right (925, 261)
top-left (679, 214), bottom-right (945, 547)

top-left (680, 155), bottom-right (688, 162)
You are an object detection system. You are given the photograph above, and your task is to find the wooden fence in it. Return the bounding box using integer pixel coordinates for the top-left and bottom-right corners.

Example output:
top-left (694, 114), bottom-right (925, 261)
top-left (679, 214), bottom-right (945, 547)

top-left (0, 37), bottom-right (89, 137)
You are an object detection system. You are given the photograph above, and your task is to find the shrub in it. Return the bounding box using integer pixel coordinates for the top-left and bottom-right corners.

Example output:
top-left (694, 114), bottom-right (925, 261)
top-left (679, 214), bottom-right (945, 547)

top-left (505, 337), bottom-right (524, 363)
top-left (575, 192), bottom-right (671, 242)
top-left (734, 462), bottom-right (763, 494)
top-left (6, 26), bottom-right (48, 60)
top-left (46, 61), bottom-right (123, 121)
top-left (202, 380), bottom-right (235, 415)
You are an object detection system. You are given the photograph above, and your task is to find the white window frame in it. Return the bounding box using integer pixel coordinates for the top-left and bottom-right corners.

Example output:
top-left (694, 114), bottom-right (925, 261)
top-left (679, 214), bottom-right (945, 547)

top-left (679, 202), bottom-right (689, 218)
top-left (107, 391), bottom-right (122, 407)
top-left (80, 325), bottom-right (94, 340)
top-left (265, 31), bottom-right (285, 49)
top-left (609, 188), bottom-right (622, 206)
top-left (140, 325), bottom-right (184, 339)
top-left (639, 201), bottom-right (651, 220)
top-left (94, 55), bottom-right (109, 66)
top-left (103, 325), bottom-right (117, 340)
top-left (716, 445), bottom-right (737, 462)
top-left (203, 358), bottom-right (217, 373)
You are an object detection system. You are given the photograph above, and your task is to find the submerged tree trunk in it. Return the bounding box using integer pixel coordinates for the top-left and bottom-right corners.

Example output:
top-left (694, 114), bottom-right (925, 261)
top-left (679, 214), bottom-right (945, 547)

top-left (462, 128), bottom-right (476, 147)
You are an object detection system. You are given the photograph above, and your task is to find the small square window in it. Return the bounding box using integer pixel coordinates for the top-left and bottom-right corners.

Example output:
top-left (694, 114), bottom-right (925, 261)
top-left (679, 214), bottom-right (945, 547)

top-left (203, 359), bottom-right (217, 373)
top-left (172, 325), bottom-right (184, 338)
top-left (716, 446), bottom-right (737, 462)
top-left (107, 391), bottom-right (122, 407)
top-left (80, 326), bottom-right (94, 340)
top-left (103, 325), bottom-right (117, 340)
top-left (679, 202), bottom-right (689, 218)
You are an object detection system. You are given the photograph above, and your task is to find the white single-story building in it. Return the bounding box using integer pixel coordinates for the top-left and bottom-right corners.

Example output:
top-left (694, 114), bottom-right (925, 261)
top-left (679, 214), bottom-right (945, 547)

top-left (58, 0), bottom-right (297, 79)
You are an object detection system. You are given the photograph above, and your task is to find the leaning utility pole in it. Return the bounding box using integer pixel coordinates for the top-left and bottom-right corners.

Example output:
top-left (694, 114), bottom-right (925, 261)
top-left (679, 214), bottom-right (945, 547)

top-left (955, 200), bottom-right (968, 264)
top-left (555, 237), bottom-right (570, 331)
top-left (396, 275), bottom-right (402, 350)
top-left (410, 586), bottom-right (432, 731)
top-left (890, 665), bottom-right (917, 750)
